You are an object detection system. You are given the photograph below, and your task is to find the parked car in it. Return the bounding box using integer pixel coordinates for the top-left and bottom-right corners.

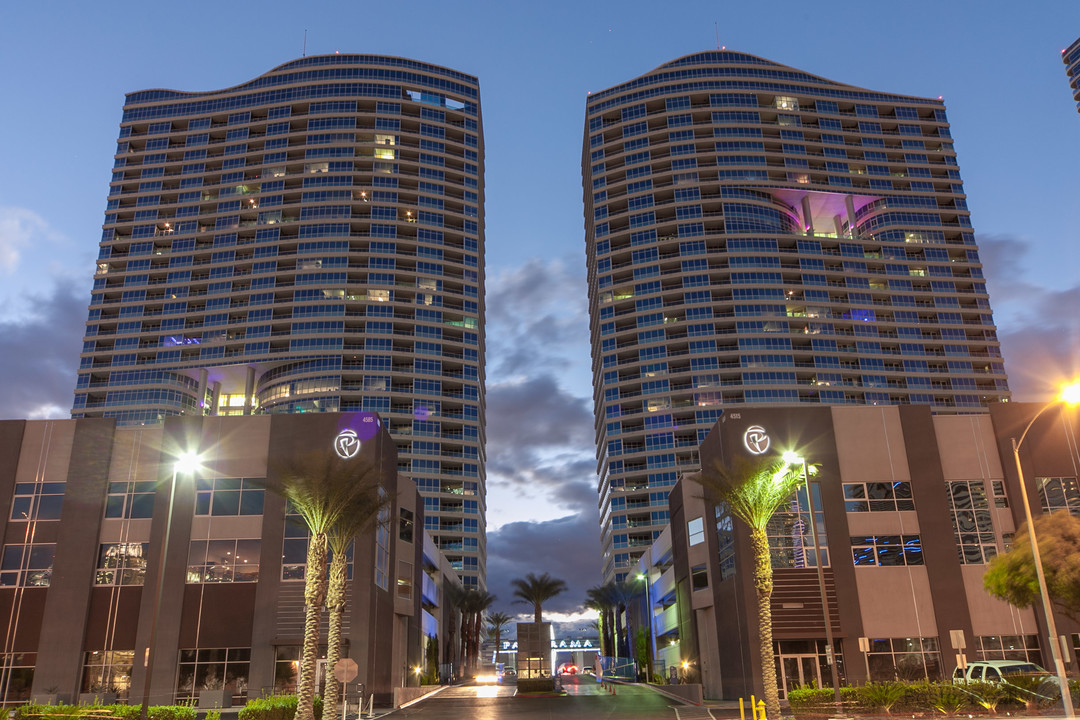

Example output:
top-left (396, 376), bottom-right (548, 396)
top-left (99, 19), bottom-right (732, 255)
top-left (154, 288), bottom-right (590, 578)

top-left (953, 660), bottom-right (1059, 700)
top-left (953, 660), bottom-right (1047, 684)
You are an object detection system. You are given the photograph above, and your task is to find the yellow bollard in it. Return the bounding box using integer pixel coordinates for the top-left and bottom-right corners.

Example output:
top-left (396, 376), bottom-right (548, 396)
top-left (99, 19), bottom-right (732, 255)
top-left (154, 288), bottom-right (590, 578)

top-left (739, 697), bottom-right (746, 720)
top-left (757, 699), bottom-right (766, 720)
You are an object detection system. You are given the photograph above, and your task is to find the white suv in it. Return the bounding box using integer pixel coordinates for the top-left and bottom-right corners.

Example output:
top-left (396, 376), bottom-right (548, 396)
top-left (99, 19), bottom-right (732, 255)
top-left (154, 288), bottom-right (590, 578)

top-left (953, 660), bottom-right (1047, 684)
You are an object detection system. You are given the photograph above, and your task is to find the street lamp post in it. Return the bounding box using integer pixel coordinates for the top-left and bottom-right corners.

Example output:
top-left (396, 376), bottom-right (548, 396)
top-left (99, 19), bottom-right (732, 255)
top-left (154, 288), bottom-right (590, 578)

top-left (139, 451), bottom-right (202, 720)
top-left (783, 452), bottom-right (841, 704)
top-left (1010, 384), bottom-right (1080, 719)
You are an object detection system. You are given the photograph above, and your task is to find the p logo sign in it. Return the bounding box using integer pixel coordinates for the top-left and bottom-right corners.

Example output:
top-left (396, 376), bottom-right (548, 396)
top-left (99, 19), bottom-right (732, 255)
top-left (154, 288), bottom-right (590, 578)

top-left (742, 425), bottom-right (770, 455)
top-left (334, 429), bottom-right (361, 459)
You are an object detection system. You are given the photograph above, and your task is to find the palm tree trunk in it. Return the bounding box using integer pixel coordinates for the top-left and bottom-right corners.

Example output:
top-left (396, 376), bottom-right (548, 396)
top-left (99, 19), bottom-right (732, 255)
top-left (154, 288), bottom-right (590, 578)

top-left (604, 609), bottom-right (614, 658)
top-left (446, 616), bottom-right (456, 681)
top-left (461, 611), bottom-right (471, 677)
top-left (297, 532), bottom-right (328, 720)
top-left (322, 553), bottom-right (348, 720)
top-left (456, 611), bottom-right (464, 679)
top-left (468, 612), bottom-right (478, 675)
top-left (533, 603), bottom-right (541, 624)
top-left (751, 528), bottom-right (781, 720)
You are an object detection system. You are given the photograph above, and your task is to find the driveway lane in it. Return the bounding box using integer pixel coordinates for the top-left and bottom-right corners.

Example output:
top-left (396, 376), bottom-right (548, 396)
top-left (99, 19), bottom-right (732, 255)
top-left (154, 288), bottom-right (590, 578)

top-left (396, 678), bottom-right (680, 720)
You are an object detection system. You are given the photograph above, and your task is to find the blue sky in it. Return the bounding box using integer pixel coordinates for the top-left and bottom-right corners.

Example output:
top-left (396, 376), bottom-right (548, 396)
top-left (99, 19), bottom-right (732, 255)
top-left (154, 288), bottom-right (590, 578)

top-left (1, 0), bottom-right (1078, 619)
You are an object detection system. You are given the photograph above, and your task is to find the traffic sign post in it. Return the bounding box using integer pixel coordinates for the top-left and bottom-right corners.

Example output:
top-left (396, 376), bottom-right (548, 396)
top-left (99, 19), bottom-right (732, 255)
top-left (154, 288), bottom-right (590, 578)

top-left (333, 658), bottom-right (358, 720)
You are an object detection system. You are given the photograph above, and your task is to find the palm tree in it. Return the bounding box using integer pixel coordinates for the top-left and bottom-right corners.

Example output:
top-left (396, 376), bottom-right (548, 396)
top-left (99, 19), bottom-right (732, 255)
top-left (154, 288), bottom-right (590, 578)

top-left (442, 583), bottom-right (467, 681)
top-left (459, 589), bottom-right (496, 676)
top-left (585, 587), bottom-right (613, 657)
top-left (322, 485), bottom-right (389, 720)
top-left (510, 572), bottom-right (568, 623)
top-left (697, 456), bottom-right (815, 720)
top-left (487, 612), bottom-right (512, 666)
top-left (270, 445), bottom-right (384, 720)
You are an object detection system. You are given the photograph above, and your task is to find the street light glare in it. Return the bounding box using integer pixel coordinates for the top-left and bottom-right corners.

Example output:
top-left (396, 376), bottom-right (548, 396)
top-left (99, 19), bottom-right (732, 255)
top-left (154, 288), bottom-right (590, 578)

top-left (174, 451), bottom-right (202, 475)
top-left (781, 451), bottom-right (803, 465)
top-left (1059, 382), bottom-right (1080, 407)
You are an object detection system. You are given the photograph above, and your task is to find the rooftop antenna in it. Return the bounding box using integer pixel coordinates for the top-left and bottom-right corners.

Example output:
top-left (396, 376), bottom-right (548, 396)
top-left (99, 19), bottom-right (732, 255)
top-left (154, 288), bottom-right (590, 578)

top-left (303, 29), bottom-right (307, 57)
top-left (714, 22), bottom-right (720, 50)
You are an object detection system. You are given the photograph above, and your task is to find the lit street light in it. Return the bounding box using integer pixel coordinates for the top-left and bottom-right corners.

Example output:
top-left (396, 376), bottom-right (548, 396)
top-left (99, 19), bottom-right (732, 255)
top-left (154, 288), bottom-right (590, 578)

top-left (139, 451), bottom-right (203, 720)
top-left (636, 571), bottom-right (656, 682)
top-left (781, 451), bottom-right (840, 703)
top-left (1010, 383), bottom-right (1080, 719)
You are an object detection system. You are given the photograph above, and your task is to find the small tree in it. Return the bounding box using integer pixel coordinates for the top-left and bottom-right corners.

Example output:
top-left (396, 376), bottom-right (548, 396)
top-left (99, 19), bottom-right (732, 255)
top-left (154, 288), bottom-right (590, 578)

top-left (510, 572), bottom-right (568, 623)
top-left (697, 457), bottom-right (815, 720)
top-left (322, 486), bottom-right (389, 720)
top-left (585, 586), bottom-right (615, 657)
top-left (442, 583), bottom-right (466, 680)
top-left (424, 634), bottom-right (439, 684)
top-left (270, 445), bottom-right (384, 720)
top-left (984, 511), bottom-right (1080, 624)
top-left (487, 612), bottom-right (512, 667)
top-left (460, 589), bottom-right (496, 676)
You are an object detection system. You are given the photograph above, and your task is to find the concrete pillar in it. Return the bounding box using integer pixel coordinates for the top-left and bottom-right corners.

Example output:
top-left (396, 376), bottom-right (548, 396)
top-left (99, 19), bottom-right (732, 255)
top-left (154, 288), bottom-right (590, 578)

top-left (801, 197), bottom-right (814, 236)
top-left (845, 196), bottom-right (857, 238)
top-left (832, 214), bottom-right (844, 237)
top-left (244, 366), bottom-right (256, 415)
top-left (211, 382), bottom-right (221, 416)
top-left (197, 369), bottom-right (208, 416)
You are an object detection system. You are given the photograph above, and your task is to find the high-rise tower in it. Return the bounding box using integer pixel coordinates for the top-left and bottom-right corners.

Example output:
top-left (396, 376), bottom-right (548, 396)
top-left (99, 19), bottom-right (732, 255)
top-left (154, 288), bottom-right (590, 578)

top-left (1063, 36), bottom-right (1080, 111)
top-left (73, 55), bottom-right (487, 588)
top-left (582, 52), bottom-right (1010, 582)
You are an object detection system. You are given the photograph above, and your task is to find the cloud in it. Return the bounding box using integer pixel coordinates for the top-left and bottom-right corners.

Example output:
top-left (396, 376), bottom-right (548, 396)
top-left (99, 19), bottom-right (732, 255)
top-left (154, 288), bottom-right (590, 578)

top-left (485, 513), bottom-right (603, 618)
top-left (484, 374), bottom-right (598, 518)
top-left (978, 234), bottom-right (1080, 401)
top-left (487, 375), bottom-right (593, 450)
top-left (0, 206), bottom-right (65, 275)
top-left (0, 285), bottom-right (84, 420)
top-left (485, 258), bottom-right (590, 380)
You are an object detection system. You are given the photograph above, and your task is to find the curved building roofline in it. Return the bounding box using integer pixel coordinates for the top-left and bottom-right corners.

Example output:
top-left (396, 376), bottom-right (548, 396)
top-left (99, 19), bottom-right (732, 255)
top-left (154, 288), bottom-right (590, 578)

top-left (587, 49), bottom-right (938, 107)
top-left (124, 53), bottom-right (478, 106)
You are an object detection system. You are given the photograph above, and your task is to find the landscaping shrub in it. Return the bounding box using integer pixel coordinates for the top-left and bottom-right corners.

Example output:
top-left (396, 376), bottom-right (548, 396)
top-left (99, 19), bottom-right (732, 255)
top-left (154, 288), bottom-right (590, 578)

top-left (896, 680), bottom-right (939, 712)
top-left (932, 683), bottom-right (969, 715)
top-left (515, 678), bottom-right (556, 693)
top-left (858, 681), bottom-right (906, 713)
top-left (964, 681), bottom-right (1007, 712)
top-left (16, 705), bottom-right (197, 720)
top-left (238, 695), bottom-right (322, 720)
top-left (1001, 674), bottom-right (1057, 709)
top-left (787, 686), bottom-right (834, 714)
top-left (787, 686), bottom-right (859, 717)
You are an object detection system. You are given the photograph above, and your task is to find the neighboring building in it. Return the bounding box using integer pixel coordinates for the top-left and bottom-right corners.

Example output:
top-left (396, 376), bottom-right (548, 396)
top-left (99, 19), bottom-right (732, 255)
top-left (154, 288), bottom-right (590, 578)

top-left (0, 413), bottom-right (459, 707)
top-left (632, 402), bottom-right (1079, 701)
top-left (71, 55), bottom-right (487, 590)
top-left (1063, 37), bottom-right (1080, 111)
top-left (582, 51), bottom-right (1010, 582)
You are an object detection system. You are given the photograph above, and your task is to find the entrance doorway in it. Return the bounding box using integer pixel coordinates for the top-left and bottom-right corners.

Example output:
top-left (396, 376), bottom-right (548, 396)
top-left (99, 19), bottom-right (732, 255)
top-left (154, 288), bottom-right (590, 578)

top-left (778, 654), bottom-right (821, 697)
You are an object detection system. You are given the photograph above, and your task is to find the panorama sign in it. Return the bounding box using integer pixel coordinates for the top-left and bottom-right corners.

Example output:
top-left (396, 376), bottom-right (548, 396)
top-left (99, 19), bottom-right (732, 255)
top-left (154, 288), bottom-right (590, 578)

top-left (500, 638), bottom-right (595, 651)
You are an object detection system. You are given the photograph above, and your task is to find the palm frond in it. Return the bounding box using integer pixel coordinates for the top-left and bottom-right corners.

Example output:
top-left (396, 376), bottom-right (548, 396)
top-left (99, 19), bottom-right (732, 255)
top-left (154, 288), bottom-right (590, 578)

top-left (700, 454), bottom-right (814, 531)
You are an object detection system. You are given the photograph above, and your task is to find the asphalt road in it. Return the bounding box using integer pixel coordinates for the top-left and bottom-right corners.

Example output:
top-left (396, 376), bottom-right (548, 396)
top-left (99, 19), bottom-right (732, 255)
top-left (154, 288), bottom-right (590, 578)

top-left (394, 676), bottom-right (684, 719)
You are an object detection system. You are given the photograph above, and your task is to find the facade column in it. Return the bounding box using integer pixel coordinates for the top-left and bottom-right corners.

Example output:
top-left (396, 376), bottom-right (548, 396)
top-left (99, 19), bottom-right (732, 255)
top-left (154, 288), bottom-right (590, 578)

top-left (845, 196), bottom-right (857, 238)
top-left (832, 214), bottom-right (844, 237)
top-left (211, 382), bottom-right (221, 416)
top-left (801, 197), bottom-right (814, 236)
top-left (196, 369), bottom-right (208, 416)
top-left (244, 367), bottom-right (256, 416)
